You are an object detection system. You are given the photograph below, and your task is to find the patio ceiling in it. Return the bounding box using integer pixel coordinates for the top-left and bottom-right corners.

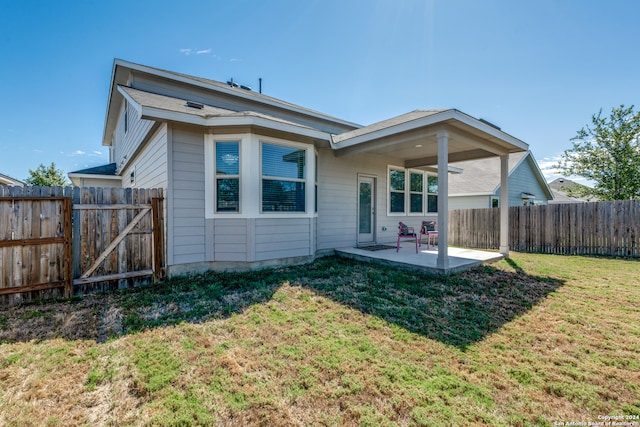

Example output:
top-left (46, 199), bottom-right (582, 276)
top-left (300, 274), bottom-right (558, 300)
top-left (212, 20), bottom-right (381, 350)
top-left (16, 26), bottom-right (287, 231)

top-left (330, 109), bottom-right (528, 166)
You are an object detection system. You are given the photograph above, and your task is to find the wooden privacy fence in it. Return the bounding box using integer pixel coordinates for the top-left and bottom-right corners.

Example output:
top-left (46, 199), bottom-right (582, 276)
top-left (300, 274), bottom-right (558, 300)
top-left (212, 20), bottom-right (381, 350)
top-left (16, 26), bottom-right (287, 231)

top-left (0, 186), bottom-right (165, 304)
top-left (448, 200), bottom-right (640, 257)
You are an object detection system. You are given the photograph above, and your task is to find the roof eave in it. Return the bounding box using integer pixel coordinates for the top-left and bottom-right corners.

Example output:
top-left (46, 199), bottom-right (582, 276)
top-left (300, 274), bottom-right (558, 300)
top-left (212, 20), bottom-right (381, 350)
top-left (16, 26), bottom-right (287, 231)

top-left (332, 109), bottom-right (529, 153)
top-left (139, 106), bottom-right (332, 141)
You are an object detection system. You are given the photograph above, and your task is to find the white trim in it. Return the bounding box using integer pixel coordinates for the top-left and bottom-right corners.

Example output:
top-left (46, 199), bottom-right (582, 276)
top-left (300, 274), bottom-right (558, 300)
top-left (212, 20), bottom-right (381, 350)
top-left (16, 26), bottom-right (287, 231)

top-left (205, 134), bottom-right (247, 218)
top-left (332, 109), bottom-right (529, 152)
top-left (387, 165), bottom-right (406, 216)
top-left (67, 173), bottom-right (121, 181)
top-left (448, 192), bottom-right (495, 197)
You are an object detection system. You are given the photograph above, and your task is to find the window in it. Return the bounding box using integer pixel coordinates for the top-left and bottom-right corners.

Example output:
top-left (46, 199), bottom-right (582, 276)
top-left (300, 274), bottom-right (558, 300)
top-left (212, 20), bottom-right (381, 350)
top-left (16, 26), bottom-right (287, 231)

top-left (215, 141), bottom-right (240, 212)
top-left (389, 168), bottom-right (405, 213)
top-left (409, 172), bottom-right (423, 213)
top-left (427, 175), bottom-right (438, 213)
top-left (491, 197), bottom-right (499, 208)
top-left (124, 102), bottom-right (128, 133)
top-left (262, 142), bottom-right (306, 212)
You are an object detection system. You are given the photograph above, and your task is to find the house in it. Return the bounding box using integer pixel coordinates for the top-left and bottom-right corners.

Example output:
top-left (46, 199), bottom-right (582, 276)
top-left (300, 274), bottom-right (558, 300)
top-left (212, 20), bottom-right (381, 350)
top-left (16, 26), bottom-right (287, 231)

top-left (547, 177), bottom-right (595, 204)
top-left (447, 151), bottom-right (553, 209)
top-left (0, 173), bottom-right (24, 187)
top-left (68, 163), bottom-right (121, 187)
top-left (79, 59), bottom-right (530, 274)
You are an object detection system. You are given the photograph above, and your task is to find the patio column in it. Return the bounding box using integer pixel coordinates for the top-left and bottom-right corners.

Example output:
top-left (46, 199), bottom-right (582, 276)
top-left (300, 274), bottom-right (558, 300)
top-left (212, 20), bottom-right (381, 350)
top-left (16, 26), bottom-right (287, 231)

top-left (436, 131), bottom-right (449, 270)
top-left (499, 154), bottom-right (510, 257)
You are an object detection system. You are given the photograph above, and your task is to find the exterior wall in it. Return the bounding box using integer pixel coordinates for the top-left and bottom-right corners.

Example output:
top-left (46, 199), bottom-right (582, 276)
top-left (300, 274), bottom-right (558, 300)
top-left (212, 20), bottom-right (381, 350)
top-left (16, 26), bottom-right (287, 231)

top-left (448, 195), bottom-right (490, 210)
top-left (72, 177), bottom-right (122, 188)
top-left (121, 123), bottom-right (168, 189)
top-left (499, 157), bottom-right (550, 206)
top-left (316, 148), bottom-right (435, 250)
top-left (170, 127), bottom-right (206, 265)
top-left (113, 100), bottom-right (155, 174)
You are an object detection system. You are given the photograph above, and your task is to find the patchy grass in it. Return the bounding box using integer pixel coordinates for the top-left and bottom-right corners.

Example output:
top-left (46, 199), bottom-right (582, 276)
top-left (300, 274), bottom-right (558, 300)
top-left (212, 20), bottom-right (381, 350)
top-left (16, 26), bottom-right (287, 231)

top-left (0, 253), bottom-right (638, 426)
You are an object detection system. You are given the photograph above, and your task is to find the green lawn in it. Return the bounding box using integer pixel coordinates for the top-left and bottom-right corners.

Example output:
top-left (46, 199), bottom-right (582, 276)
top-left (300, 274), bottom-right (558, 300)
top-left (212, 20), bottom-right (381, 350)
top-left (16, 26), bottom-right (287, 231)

top-left (1, 253), bottom-right (638, 426)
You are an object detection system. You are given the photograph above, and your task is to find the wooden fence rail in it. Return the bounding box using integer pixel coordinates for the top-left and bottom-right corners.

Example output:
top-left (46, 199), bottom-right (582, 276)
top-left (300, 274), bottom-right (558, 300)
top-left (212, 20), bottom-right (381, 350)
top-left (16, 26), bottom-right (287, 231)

top-left (448, 200), bottom-right (640, 257)
top-left (0, 186), bottom-right (165, 304)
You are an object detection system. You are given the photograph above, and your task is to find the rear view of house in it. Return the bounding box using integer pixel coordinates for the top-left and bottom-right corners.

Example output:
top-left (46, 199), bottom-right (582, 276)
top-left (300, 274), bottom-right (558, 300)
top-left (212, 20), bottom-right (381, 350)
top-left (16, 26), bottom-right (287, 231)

top-left (78, 59), bottom-right (530, 274)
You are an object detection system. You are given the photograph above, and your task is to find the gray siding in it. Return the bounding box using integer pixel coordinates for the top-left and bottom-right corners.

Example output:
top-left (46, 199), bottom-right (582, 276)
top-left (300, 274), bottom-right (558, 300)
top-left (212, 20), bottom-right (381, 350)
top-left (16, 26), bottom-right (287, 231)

top-left (122, 123), bottom-right (168, 189)
top-left (171, 128), bottom-right (206, 265)
top-left (255, 218), bottom-right (313, 261)
top-left (448, 195), bottom-right (490, 210)
top-left (317, 149), bottom-right (435, 249)
top-left (114, 100), bottom-right (155, 173)
top-left (212, 218), bottom-right (248, 262)
top-left (499, 157), bottom-right (550, 206)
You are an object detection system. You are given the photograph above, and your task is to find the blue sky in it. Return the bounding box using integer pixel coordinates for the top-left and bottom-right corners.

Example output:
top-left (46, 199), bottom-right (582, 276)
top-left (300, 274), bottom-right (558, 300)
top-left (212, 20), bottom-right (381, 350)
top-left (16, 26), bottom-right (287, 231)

top-left (1, 0), bottom-right (638, 184)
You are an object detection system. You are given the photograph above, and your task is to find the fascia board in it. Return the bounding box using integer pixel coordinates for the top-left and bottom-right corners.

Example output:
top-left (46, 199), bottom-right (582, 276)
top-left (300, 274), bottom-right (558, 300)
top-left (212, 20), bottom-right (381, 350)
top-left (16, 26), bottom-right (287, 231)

top-left (140, 107), bottom-right (332, 141)
top-left (452, 110), bottom-right (529, 151)
top-left (67, 173), bottom-right (122, 180)
top-left (117, 85), bottom-right (143, 116)
top-left (114, 59), bottom-right (360, 129)
top-left (332, 110), bottom-right (456, 149)
top-left (333, 109), bottom-right (529, 153)
top-left (448, 192), bottom-right (494, 197)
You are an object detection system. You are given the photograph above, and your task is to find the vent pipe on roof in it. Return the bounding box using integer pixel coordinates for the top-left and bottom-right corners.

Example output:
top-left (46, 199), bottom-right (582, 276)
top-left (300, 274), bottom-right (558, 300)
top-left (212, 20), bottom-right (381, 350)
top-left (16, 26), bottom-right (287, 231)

top-left (259, 78), bottom-right (262, 94)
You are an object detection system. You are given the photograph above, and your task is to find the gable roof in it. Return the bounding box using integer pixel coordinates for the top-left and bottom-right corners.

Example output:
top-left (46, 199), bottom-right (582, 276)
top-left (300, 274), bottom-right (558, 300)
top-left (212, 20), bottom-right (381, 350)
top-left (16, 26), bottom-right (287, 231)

top-left (447, 151), bottom-right (553, 199)
top-left (0, 173), bottom-right (25, 186)
top-left (547, 177), bottom-right (595, 203)
top-left (103, 59), bottom-right (360, 146)
top-left (118, 86), bottom-right (330, 140)
top-left (69, 163), bottom-right (117, 175)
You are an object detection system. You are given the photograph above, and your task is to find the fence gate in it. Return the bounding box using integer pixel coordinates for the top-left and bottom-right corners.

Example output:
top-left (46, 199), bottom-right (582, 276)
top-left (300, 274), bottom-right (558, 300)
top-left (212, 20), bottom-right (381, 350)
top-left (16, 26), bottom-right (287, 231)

top-left (0, 195), bottom-right (72, 300)
top-left (72, 187), bottom-right (165, 293)
top-left (0, 186), bottom-right (165, 303)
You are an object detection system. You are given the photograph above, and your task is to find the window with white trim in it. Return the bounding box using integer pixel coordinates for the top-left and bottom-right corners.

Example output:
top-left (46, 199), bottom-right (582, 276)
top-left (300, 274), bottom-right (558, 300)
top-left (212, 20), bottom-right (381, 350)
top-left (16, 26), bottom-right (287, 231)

top-left (261, 142), bottom-right (306, 212)
top-left (409, 172), bottom-right (423, 213)
top-left (215, 141), bottom-right (240, 212)
top-left (389, 168), bottom-right (405, 213)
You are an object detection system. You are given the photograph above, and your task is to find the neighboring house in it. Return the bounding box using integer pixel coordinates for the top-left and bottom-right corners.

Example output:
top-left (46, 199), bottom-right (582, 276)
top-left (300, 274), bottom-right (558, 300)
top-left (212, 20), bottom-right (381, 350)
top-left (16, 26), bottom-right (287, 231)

top-left (0, 173), bottom-right (25, 187)
top-left (69, 163), bottom-right (121, 187)
top-left (547, 177), bottom-right (595, 204)
top-left (447, 151), bottom-right (553, 209)
top-left (83, 59), bottom-right (531, 274)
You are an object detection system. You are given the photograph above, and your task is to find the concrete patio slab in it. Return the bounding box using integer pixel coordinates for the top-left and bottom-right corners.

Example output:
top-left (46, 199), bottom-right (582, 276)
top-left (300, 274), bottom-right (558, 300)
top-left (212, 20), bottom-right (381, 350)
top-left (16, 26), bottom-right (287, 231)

top-left (335, 244), bottom-right (503, 274)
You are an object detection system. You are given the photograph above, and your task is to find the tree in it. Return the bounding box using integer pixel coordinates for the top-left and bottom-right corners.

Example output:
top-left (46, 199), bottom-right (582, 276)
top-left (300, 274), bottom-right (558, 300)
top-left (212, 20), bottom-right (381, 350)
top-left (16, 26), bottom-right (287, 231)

top-left (25, 162), bottom-right (70, 187)
top-left (556, 105), bottom-right (640, 200)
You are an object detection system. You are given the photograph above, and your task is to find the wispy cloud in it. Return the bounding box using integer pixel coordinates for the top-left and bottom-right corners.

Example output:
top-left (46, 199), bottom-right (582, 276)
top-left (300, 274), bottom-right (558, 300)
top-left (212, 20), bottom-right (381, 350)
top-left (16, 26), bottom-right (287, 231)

top-left (181, 48), bottom-right (213, 56)
top-left (65, 149), bottom-right (105, 158)
top-left (32, 149), bottom-right (43, 154)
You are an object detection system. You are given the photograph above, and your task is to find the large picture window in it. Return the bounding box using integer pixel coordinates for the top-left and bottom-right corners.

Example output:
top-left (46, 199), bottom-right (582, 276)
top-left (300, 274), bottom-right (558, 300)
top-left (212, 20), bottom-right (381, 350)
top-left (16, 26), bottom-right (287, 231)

top-left (262, 143), bottom-right (306, 212)
top-left (215, 141), bottom-right (240, 212)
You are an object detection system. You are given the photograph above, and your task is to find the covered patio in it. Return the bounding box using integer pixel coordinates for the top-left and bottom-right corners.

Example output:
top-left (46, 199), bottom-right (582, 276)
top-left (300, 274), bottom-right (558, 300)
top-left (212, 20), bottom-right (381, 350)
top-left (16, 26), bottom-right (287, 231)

top-left (335, 245), bottom-right (503, 275)
top-left (330, 109), bottom-right (528, 273)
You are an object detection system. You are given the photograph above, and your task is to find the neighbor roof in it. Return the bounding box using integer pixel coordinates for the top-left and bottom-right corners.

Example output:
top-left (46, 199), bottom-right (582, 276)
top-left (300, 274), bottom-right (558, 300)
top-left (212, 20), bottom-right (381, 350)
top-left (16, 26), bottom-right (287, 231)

top-left (69, 163), bottom-right (117, 175)
top-left (447, 151), bottom-right (553, 199)
top-left (0, 173), bottom-right (25, 186)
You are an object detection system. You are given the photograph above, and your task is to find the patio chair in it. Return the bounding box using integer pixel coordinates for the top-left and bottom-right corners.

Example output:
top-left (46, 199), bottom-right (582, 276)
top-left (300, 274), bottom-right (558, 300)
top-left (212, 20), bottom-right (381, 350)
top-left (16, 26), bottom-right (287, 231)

top-left (396, 221), bottom-right (419, 253)
top-left (419, 220), bottom-right (438, 249)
